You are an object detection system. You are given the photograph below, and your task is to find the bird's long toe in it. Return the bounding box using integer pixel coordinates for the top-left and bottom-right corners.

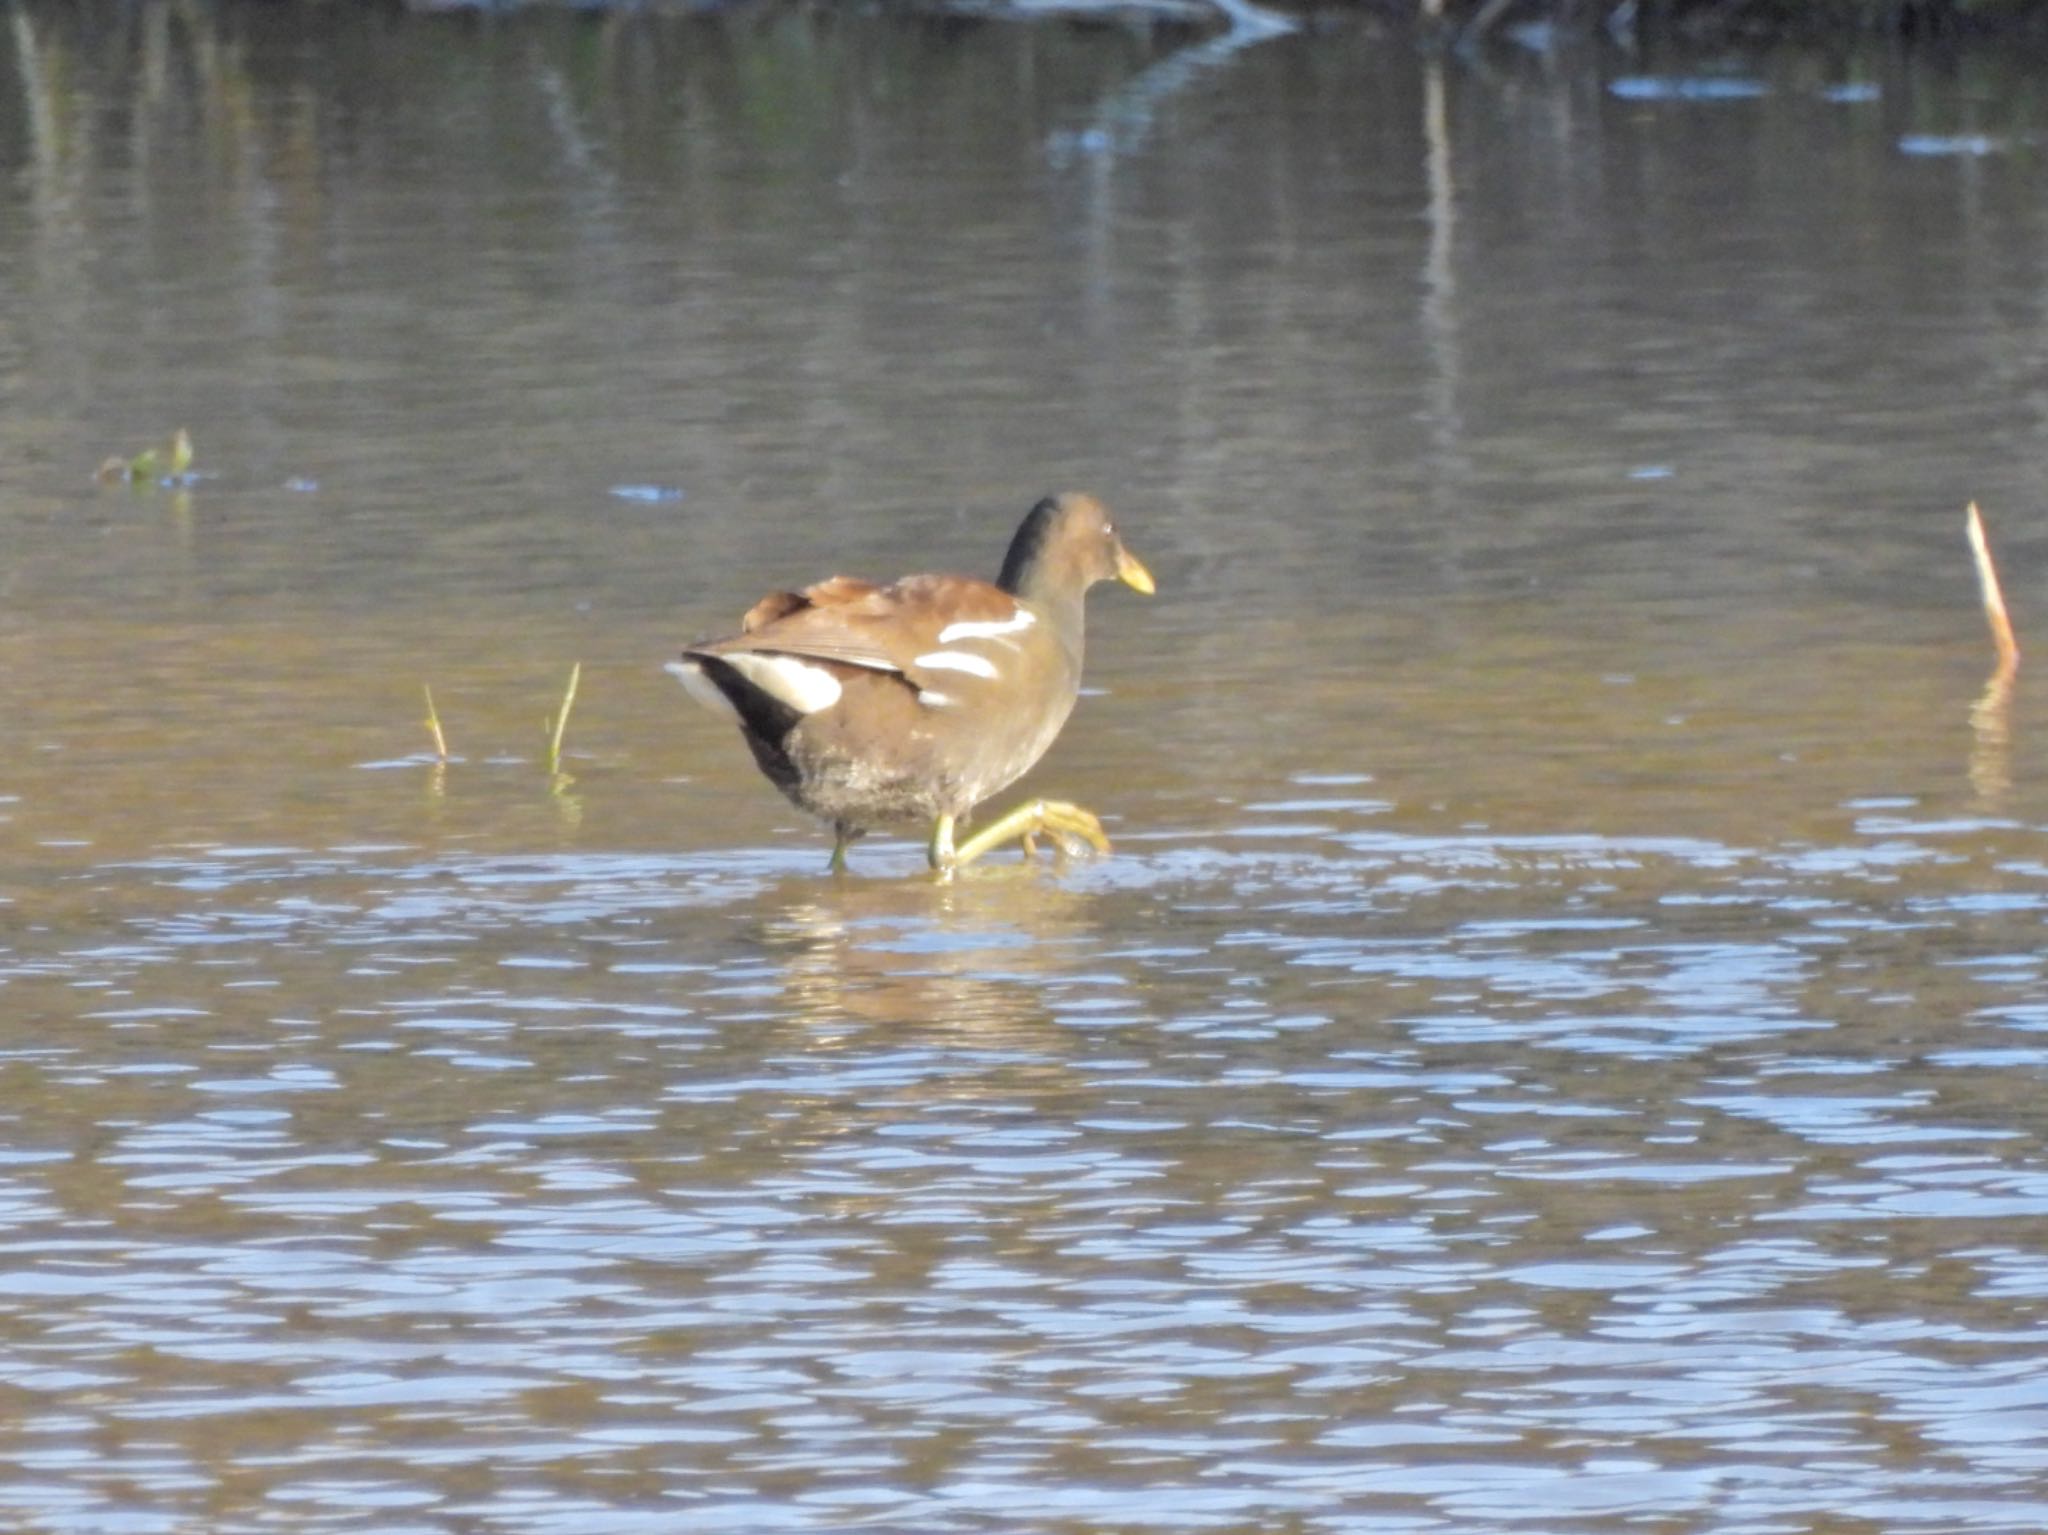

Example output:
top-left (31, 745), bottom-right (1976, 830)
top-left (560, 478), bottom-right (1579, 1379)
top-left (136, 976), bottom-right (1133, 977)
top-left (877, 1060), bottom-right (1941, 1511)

top-left (1036, 801), bottom-right (1111, 858)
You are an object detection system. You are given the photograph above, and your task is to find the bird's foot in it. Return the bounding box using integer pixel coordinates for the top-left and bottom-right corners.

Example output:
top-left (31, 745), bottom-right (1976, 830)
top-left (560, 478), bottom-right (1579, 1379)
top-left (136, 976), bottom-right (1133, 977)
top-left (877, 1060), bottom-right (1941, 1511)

top-left (932, 799), bottom-right (1111, 874)
top-left (1022, 801), bottom-right (1111, 862)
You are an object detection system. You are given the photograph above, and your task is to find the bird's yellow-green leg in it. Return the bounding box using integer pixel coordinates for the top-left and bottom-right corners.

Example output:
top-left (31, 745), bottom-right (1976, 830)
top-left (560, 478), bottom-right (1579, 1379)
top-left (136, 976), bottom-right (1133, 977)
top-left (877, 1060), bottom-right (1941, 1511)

top-left (927, 812), bottom-right (958, 873)
top-left (829, 823), bottom-right (855, 874)
top-left (951, 800), bottom-right (1111, 869)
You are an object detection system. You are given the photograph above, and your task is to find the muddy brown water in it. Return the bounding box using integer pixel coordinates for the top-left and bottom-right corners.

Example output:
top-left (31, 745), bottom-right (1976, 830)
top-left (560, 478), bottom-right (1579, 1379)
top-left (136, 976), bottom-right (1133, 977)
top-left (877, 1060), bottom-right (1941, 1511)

top-left (4, 6), bottom-right (2048, 1531)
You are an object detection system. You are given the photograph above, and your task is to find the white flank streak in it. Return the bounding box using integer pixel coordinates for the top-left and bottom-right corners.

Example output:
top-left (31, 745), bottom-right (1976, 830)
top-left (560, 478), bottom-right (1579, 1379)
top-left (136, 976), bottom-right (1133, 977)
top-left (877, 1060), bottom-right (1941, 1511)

top-left (937, 610), bottom-right (1036, 645)
top-left (914, 650), bottom-right (1000, 680)
top-left (721, 652), bottom-right (844, 713)
top-left (920, 690), bottom-right (953, 708)
top-left (667, 659), bottom-right (742, 723)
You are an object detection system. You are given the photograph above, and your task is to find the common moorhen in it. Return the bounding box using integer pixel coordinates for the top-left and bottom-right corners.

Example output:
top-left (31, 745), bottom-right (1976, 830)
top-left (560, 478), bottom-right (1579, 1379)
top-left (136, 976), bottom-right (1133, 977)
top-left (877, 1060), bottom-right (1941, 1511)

top-left (669, 493), bottom-right (1153, 872)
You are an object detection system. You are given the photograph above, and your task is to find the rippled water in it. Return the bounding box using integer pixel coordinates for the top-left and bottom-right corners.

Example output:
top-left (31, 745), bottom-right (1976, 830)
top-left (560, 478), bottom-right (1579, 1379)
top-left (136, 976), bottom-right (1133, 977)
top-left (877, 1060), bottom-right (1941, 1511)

top-left (11, 792), bottom-right (2048, 1532)
top-left (6, 4), bottom-right (2048, 1531)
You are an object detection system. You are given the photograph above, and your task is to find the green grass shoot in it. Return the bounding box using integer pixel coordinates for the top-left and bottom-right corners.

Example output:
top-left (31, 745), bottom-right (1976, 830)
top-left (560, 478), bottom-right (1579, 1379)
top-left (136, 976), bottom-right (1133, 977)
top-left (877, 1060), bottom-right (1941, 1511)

top-left (422, 683), bottom-right (449, 761)
top-left (97, 427), bottom-right (193, 485)
top-left (546, 662), bottom-right (582, 783)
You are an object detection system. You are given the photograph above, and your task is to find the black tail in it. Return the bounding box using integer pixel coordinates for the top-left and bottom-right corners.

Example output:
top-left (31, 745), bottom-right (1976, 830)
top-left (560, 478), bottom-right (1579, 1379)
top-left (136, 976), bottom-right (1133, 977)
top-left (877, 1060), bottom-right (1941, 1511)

top-left (686, 653), bottom-right (804, 745)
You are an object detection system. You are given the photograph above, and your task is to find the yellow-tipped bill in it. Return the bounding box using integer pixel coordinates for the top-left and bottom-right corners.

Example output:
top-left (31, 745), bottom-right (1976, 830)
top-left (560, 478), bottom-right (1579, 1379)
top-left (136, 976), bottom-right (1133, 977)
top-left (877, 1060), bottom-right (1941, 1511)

top-left (1116, 543), bottom-right (1156, 596)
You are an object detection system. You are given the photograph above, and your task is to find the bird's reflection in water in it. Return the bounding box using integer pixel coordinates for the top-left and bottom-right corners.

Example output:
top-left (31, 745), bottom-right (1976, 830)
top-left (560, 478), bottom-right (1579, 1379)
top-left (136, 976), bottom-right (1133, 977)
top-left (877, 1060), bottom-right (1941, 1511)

top-left (752, 865), bottom-right (1100, 1046)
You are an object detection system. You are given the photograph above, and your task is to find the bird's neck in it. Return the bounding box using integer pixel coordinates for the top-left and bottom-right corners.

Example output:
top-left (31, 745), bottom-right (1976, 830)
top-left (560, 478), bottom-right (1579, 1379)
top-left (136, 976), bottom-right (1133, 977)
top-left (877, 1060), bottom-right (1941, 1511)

top-left (1026, 588), bottom-right (1086, 671)
top-left (1001, 551), bottom-right (1088, 659)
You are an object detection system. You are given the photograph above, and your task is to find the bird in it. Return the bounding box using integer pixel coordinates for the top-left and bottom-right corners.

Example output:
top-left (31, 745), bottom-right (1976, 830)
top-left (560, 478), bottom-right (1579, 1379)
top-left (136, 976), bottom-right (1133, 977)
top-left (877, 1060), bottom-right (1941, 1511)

top-left (668, 492), bottom-right (1153, 874)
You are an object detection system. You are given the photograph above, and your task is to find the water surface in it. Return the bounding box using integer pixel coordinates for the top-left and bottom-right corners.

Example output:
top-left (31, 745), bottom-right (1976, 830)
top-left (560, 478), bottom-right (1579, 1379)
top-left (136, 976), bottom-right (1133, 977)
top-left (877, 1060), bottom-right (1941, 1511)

top-left (5, 6), bottom-right (2048, 1530)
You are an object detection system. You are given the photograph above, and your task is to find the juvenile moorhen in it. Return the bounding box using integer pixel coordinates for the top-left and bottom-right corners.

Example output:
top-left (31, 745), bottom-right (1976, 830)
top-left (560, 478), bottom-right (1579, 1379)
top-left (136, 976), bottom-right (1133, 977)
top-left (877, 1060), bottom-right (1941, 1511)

top-left (668, 493), bottom-right (1153, 873)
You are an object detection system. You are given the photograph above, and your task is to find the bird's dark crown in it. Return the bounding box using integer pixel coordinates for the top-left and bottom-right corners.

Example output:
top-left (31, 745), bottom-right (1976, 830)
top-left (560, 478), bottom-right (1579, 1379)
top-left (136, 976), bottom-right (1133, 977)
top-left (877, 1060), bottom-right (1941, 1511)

top-left (998, 492), bottom-right (1124, 601)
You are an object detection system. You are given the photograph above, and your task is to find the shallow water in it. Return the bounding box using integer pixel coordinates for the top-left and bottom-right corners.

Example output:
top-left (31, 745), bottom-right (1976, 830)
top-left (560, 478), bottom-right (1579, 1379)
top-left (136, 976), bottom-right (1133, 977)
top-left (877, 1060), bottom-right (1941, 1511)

top-left (5, 5), bottom-right (2048, 1531)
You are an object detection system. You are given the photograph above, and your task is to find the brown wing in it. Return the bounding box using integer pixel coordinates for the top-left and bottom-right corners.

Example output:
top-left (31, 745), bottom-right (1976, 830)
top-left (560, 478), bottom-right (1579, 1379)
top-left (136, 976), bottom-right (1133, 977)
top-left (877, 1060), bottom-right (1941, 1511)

top-left (709, 572), bottom-right (1022, 678)
top-left (739, 576), bottom-right (882, 633)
